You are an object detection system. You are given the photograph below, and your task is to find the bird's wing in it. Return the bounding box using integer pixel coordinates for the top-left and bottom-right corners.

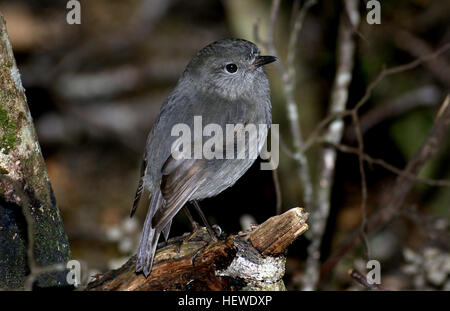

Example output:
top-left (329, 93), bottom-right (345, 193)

top-left (130, 154), bottom-right (147, 217)
top-left (151, 155), bottom-right (212, 230)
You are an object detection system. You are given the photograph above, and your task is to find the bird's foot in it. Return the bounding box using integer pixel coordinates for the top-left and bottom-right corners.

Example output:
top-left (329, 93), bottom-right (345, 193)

top-left (184, 225), bottom-right (218, 243)
top-left (211, 224), bottom-right (223, 240)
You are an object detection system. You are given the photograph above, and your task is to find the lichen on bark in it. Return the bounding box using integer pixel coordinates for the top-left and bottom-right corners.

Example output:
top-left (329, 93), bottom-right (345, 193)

top-left (0, 12), bottom-right (72, 290)
top-left (0, 102), bottom-right (19, 154)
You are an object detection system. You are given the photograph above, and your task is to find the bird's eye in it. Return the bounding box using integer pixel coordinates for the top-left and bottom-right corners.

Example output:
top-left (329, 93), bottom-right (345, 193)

top-left (225, 63), bottom-right (238, 73)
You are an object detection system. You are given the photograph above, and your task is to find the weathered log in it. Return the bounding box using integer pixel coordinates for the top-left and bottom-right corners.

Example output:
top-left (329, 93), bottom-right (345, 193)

top-left (87, 207), bottom-right (309, 291)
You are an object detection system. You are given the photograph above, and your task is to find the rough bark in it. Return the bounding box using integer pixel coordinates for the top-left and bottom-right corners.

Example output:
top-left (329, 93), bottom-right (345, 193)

top-left (0, 12), bottom-right (71, 290)
top-left (87, 208), bottom-right (309, 291)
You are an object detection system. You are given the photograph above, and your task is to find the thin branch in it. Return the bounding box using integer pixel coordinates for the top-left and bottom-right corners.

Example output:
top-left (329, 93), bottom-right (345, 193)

top-left (286, 0), bottom-right (317, 77)
top-left (301, 43), bottom-right (450, 154)
top-left (281, 135), bottom-right (450, 187)
top-left (344, 85), bottom-right (440, 142)
top-left (321, 95), bottom-right (450, 280)
top-left (351, 110), bottom-right (370, 260)
top-left (255, 0), bottom-right (316, 211)
top-left (391, 27), bottom-right (450, 87)
top-left (319, 139), bottom-right (450, 187)
top-left (272, 168), bottom-right (283, 215)
top-left (302, 0), bottom-right (360, 291)
top-left (267, 0), bottom-right (281, 52)
top-left (348, 269), bottom-right (384, 290)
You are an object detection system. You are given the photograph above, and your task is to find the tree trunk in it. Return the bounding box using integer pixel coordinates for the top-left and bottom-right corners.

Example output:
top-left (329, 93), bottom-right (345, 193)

top-left (0, 12), bottom-right (72, 290)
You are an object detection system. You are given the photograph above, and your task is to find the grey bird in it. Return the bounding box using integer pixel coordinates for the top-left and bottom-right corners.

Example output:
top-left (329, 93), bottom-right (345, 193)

top-left (131, 38), bottom-right (276, 276)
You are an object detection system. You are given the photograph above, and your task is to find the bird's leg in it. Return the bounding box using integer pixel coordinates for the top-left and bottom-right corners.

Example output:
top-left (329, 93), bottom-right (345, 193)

top-left (191, 200), bottom-right (218, 242)
top-left (183, 206), bottom-right (200, 231)
top-left (177, 207), bottom-right (204, 252)
top-left (182, 206), bottom-right (213, 245)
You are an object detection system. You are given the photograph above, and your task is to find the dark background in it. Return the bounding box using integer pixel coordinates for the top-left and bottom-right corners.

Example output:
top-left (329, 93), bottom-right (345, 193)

top-left (0, 0), bottom-right (448, 290)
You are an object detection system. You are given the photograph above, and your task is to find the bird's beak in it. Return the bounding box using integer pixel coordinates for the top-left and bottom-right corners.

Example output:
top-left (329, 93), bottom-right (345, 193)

top-left (249, 55), bottom-right (278, 69)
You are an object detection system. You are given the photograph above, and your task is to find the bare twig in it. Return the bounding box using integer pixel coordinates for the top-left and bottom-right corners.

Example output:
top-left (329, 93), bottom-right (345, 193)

top-left (351, 110), bottom-right (370, 260)
top-left (273, 37), bottom-right (450, 288)
top-left (344, 86), bottom-right (440, 141)
top-left (254, 0), bottom-right (316, 210)
top-left (282, 0), bottom-right (316, 211)
top-left (280, 134), bottom-right (450, 187)
top-left (272, 168), bottom-right (283, 215)
top-left (321, 95), bottom-right (450, 280)
top-left (320, 140), bottom-right (450, 187)
top-left (266, 0), bottom-right (281, 53)
top-left (348, 269), bottom-right (384, 290)
top-left (259, 0), bottom-right (316, 213)
top-left (301, 43), bottom-right (450, 154)
top-left (254, 0), bottom-right (316, 211)
top-left (301, 5), bottom-right (450, 291)
top-left (302, 0), bottom-right (360, 291)
top-left (391, 28), bottom-right (450, 87)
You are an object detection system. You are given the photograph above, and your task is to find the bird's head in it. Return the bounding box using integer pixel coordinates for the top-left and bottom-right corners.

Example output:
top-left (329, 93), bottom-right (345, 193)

top-left (184, 38), bottom-right (277, 100)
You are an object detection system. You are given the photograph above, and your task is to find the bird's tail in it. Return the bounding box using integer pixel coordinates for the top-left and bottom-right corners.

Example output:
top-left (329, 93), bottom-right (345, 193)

top-left (135, 188), bottom-right (163, 277)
